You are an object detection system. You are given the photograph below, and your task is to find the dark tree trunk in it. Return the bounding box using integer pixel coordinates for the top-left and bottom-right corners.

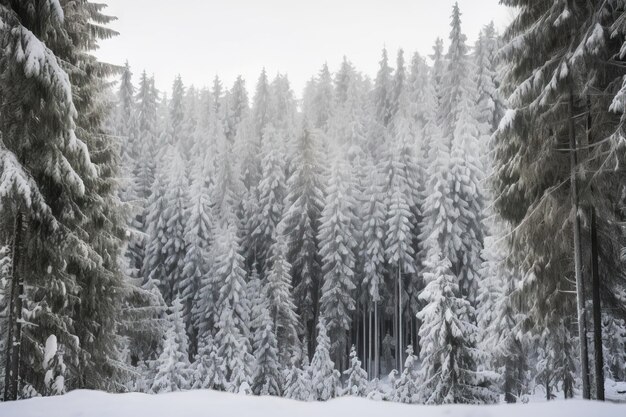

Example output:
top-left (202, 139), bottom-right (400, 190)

top-left (568, 88), bottom-right (590, 399)
top-left (590, 207), bottom-right (605, 400)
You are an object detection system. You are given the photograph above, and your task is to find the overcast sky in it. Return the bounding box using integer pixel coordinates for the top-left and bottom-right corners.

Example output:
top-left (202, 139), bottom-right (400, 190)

top-left (95, 0), bottom-right (510, 97)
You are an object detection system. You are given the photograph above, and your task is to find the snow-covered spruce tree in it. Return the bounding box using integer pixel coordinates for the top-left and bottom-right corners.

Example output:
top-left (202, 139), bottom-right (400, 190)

top-left (115, 61), bottom-right (139, 202)
top-left (1, 1), bottom-right (129, 397)
top-left (477, 230), bottom-right (528, 402)
top-left (250, 124), bottom-right (286, 273)
top-left (215, 306), bottom-right (250, 393)
top-left (125, 71), bottom-right (158, 283)
top-left (251, 298), bottom-right (282, 396)
top-left (191, 335), bottom-right (226, 391)
top-left (343, 345), bottom-right (368, 397)
top-left (391, 345), bottom-right (419, 404)
top-left (318, 156), bottom-right (360, 369)
top-left (334, 56), bottom-right (357, 107)
top-left (166, 75), bottom-right (185, 148)
top-left (283, 363), bottom-right (312, 401)
top-left (280, 126), bottom-right (325, 355)
top-left (359, 159), bottom-right (386, 379)
top-left (211, 120), bottom-right (244, 226)
top-left (144, 148), bottom-right (188, 304)
top-left (383, 95), bottom-right (420, 370)
top-left (180, 85), bottom-right (200, 160)
top-left (373, 48), bottom-right (394, 129)
top-left (473, 22), bottom-right (505, 146)
top-left (119, 70), bottom-right (167, 372)
top-left (252, 68), bottom-right (271, 140)
top-left (211, 222), bottom-right (253, 391)
top-left (493, 0), bottom-right (626, 399)
top-left (417, 250), bottom-right (497, 405)
top-left (309, 63), bottom-right (335, 132)
top-left (267, 73), bottom-right (298, 140)
top-left (225, 75), bottom-right (249, 143)
top-left (390, 49), bottom-right (406, 122)
top-left (309, 319), bottom-right (340, 401)
top-left (430, 37), bottom-right (445, 111)
top-left (431, 3), bottom-right (486, 304)
top-left (181, 173), bottom-right (213, 354)
top-left (264, 233), bottom-right (301, 365)
top-left (150, 296), bottom-right (191, 393)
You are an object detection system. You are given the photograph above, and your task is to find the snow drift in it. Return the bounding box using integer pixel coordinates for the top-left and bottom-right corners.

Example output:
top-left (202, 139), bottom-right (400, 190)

top-left (1, 390), bottom-right (626, 417)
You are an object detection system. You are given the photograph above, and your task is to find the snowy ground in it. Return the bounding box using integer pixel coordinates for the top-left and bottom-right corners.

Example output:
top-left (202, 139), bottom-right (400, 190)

top-left (2, 389), bottom-right (626, 417)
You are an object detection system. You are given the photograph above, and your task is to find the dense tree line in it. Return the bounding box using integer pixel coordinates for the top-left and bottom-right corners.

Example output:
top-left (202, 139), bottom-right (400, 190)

top-left (0, 0), bottom-right (625, 405)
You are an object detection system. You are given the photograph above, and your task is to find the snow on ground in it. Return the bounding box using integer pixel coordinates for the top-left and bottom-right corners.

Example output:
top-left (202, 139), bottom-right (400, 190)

top-left (1, 389), bottom-right (626, 417)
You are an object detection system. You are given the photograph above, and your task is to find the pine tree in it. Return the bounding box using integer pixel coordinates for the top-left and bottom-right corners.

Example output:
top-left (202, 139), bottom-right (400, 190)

top-left (251, 300), bottom-right (282, 396)
top-left (319, 157), bottom-right (360, 368)
top-left (343, 345), bottom-right (368, 397)
top-left (493, 0), bottom-right (626, 399)
top-left (430, 37), bottom-right (445, 111)
top-left (145, 149), bottom-right (189, 304)
top-left (215, 307), bottom-right (250, 393)
top-left (373, 48), bottom-right (394, 128)
top-left (191, 335), bottom-right (225, 391)
top-left (150, 297), bottom-right (191, 393)
top-left (477, 230), bottom-right (527, 402)
top-left (311, 63), bottom-right (335, 132)
top-left (264, 234), bottom-right (301, 364)
top-left (210, 222), bottom-right (253, 391)
top-left (167, 75), bottom-right (185, 148)
top-left (115, 62), bottom-right (139, 203)
top-left (283, 364), bottom-right (312, 401)
top-left (424, 3), bottom-right (486, 304)
top-left (309, 319), bottom-right (340, 401)
top-left (383, 97), bottom-right (420, 369)
top-left (417, 251), bottom-right (497, 405)
top-left (225, 75), bottom-right (249, 142)
top-left (280, 127), bottom-right (325, 355)
top-left (181, 174), bottom-right (213, 353)
top-left (391, 345), bottom-right (419, 404)
top-left (1, 1), bottom-right (129, 397)
top-left (250, 124), bottom-right (286, 271)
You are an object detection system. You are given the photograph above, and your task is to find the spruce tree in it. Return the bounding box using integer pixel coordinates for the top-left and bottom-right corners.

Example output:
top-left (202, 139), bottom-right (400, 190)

top-left (283, 363), bottom-right (312, 401)
top-left (417, 251), bottom-right (497, 404)
top-left (250, 124), bottom-right (286, 272)
top-left (251, 300), bottom-right (282, 396)
top-left (150, 297), bottom-right (191, 393)
top-left (343, 345), bottom-right (368, 397)
top-left (391, 345), bottom-right (419, 404)
top-left (373, 48), bottom-right (394, 128)
top-left (264, 234), bottom-right (301, 365)
top-left (181, 174), bottom-right (213, 352)
top-left (309, 319), bottom-right (340, 401)
top-left (280, 127), bottom-right (325, 354)
top-left (1, 0), bottom-right (127, 397)
top-left (318, 157), bottom-right (360, 368)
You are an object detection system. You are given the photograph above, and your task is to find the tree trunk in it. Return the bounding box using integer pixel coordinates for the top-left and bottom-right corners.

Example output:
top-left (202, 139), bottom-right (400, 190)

top-left (393, 271), bottom-right (398, 371)
top-left (374, 303), bottom-right (379, 379)
top-left (590, 207), bottom-right (604, 401)
top-left (568, 89), bottom-right (591, 400)
top-left (398, 265), bottom-right (403, 372)
top-left (367, 305), bottom-right (372, 379)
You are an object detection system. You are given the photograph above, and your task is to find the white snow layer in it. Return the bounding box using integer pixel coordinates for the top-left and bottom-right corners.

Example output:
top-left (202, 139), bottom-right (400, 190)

top-left (1, 390), bottom-right (625, 417)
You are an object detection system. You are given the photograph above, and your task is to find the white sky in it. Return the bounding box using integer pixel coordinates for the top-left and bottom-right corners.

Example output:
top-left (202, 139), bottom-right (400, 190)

top-left (95, 0), bottom-right (510, 97)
